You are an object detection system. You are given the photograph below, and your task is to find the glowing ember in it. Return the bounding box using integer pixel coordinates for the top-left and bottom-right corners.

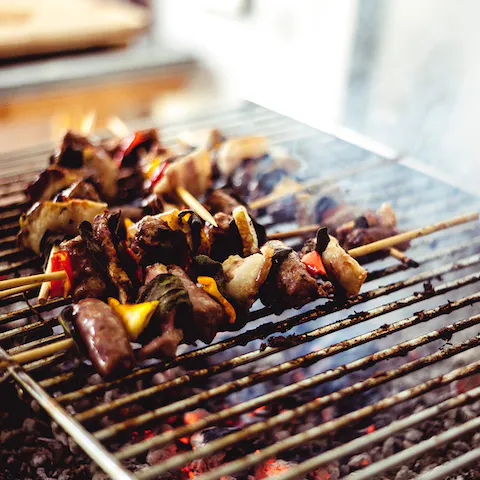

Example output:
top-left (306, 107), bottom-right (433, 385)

top-left (131, 429), bottom-right (155, 442)
top-left (184, 409), bottom-right (209, 425)
top-left (313, 469), bottom-right (331, 480)
top-left (249, 405), bottom-right (267, 417)
top-left (179, 436), bottom-right (190, 445)
top-left (366, 424), bottom-right (375, 434)
top-left (255, 458), bottom-right (298, 479)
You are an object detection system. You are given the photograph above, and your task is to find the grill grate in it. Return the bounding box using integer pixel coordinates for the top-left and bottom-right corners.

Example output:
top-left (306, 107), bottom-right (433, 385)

top-left (0, 103), bottom-right (480, 480)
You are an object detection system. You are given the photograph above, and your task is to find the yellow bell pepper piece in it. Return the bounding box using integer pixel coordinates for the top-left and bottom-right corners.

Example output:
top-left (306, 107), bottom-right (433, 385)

top-left (197, 276), bottom-right (236, 324)
top-left (108, 298), bottom-right (159, 341)
top-left (124, 217), bottom-right (136, 241)
top-left (144, 157), bottom-right (161, 179)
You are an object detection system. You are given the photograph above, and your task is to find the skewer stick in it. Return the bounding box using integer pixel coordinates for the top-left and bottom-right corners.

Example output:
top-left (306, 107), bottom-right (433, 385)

top-left (0, 282), bottom-right (44, 300)
top-left (0, 338), bottom-right (74, 370)
top-left (268, 212), bottom-right (479, 258)
top-left (38, 245), bottom-right (59, 305)
top-left (348, 212), bottom-right (479, 258)
top-left (0, 271), bottom-right (67, 292)
top-left (389, 247), bottom-right (419, 268)
top-left (176, 186), bottom-right (218, 227)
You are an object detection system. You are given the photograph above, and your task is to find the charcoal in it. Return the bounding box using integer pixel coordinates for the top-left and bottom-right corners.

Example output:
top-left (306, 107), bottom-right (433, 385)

top-left (394, 466), bottom-right (416, 480)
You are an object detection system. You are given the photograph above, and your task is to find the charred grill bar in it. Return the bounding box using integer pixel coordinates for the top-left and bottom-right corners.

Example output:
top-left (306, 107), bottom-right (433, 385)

top-left (0, 103), bottom-right (479, 479)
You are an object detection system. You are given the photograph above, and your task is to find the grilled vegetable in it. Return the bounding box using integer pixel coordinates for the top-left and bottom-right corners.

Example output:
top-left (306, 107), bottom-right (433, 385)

top-left (50, 250), bottom-right (74, 298)
top-left (300, 250), bottom-right (326, 276)
top-left (18, 199), bottom-right (107, 254)
top-left (321, 235), bottom-right (367, 297)
top-left (232, 206), bottom-right (259, 256)
top-left (197, 276), bottom-right (236, 324)
top-left (108, 298), bottom-right (159, 340)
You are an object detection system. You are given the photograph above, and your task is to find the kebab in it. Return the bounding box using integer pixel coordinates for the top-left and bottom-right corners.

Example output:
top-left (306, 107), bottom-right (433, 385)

top-left (3, 209), bottom-right (478, 378)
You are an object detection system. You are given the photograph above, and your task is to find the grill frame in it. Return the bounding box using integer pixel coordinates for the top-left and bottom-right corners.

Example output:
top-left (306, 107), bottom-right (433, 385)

top-left (0, 102), bottom-right (479, 480)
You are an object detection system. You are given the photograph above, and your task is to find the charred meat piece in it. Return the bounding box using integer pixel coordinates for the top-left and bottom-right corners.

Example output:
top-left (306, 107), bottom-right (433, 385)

top-left (137, 273), bottom-right (192, 359)
top-left (50, 131), bottom-right (118, 201)
top-left (61, 236), bottom-right (110, 302)
top-left (71, 299), bottom-right (134, 378)
top-left (259, 240), bottom-right (327, 313)
top-left (26, 166), bottom-right (81, 203)
top-left (203, 212), bottom-right (243, 262)
top-left (54, 179), bottom-right (100, 202)
top-left (17, 199), bottom-right (107, 254)
top-left (91, 212), bottom-right (135, 304)
top-left (342, 226), bottom-right (408, 252)
top-left (50, 130), bottom-right (90, 169)
top-left (168, 265), bottom-right (226, 344)
top-left (205, 189), bottom-right (243, 216)
top-left (130, 215), bottom-right (190, 268)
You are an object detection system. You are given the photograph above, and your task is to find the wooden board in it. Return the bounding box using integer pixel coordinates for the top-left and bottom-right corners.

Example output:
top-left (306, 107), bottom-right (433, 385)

top-left (0, 0), bottom-right (149, 59)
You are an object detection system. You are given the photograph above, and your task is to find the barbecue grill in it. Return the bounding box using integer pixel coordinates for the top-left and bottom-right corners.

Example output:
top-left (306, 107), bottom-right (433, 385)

top-left (1, 102), bottom-right (480, 480)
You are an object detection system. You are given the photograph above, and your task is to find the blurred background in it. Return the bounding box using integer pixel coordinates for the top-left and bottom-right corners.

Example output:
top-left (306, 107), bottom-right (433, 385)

top-left (1, 0), bottom-right (479, 191)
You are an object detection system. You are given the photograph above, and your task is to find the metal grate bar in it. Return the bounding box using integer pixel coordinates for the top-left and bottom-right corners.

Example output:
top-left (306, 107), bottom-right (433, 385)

top-left (116, 313), bottom-right (480, 460)
top-left (0, 347), bottom-right (135, 479)
top-left (415, 446), bottom-right (480, 480)
top-left (344, 405), bottom-right (480, 480)
top-left (141, 350), bottom-right (480, 480)
top-left (91, 285), bottom-right (480, 439)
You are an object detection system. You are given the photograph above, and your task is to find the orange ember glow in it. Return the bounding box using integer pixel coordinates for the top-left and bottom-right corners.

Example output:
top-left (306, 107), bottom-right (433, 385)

top-left (179, 437), bottom-right (189, 445)
top-left (366, 424), bottom-right (375, 434)
top-left (262, 458), bottom-right (291, 476)
top-left (315, 469), bottom-right (331, 480)
top-left (249, 405), bottom-right (267, 416)
top-left (361, 458), bottom-right (370, 466)
top-left (188, 471), bottom-right (196, 479)
top-left (184, 412), bottom-right (201, 425)
top-left (131, 429), bottom-right (155, 441)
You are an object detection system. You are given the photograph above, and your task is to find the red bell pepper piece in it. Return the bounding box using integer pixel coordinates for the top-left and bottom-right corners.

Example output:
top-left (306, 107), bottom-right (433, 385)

top-left (113, 131), bottom-right (151, 167)
top-left (50, 250), bottom-right (74, 298)
top-left (301, 250), bottom-right (326, 276)
top-left (122, 241), bottom-right (143, 284)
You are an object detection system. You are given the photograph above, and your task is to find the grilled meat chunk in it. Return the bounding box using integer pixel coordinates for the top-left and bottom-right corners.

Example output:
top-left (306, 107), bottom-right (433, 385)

top-left (71, 299), bottom-right (134, 378)
top-left (259, 240), bottom-right (327, 313)
top-left (91, 212), bottom-right (135, 304)
top-left (203, 212), bottom-right (243, 262)
top-left (17, 199), bottom-right (107, 254)
top-left (26, 166), bottom-right (81, 203)
top-left (54, 180), bottom-right (100, 202)
top-left (205, 189), bottom-right (243, 216)
top-left (130, 215), bottom-right (190, 267)
top-left (168, 265), bottom-right (226, 344)
top-left (61, 236), bottom-right (110, 301)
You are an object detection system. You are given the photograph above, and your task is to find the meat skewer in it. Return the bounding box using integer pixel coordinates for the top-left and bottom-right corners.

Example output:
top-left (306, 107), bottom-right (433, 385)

top-left (6, 211), bottom-right (479, 297)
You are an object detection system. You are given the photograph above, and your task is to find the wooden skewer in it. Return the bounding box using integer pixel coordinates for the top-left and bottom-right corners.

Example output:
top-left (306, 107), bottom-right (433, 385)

top-left (268, 212), bottom-right (479, 258)
top-left (0, 271), bottom-right (67, 293)
top-left (388, 247), bottom-right (419, 268)
top-left (0, 338), bottom-right (74, 370)
top-left (107, 116), bottom-right (131, 137)
top-left (0, 282), bottom-right (44, 300)
top-left (348, 212), bottom-right (479, 258)
top-left (176, 186), bottom-right (218, 227)
top-left (38, 245), bottom-right (59, 305)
